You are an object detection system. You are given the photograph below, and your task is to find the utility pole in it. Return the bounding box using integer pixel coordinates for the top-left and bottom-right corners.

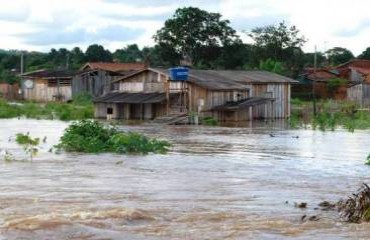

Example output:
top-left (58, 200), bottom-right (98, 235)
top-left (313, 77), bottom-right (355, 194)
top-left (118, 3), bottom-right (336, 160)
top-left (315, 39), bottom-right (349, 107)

top-left (313, 45), bottom-right (317, 116)
top-left (20, 51), bottom-right (24, 74)
top-left (66, 54), bottom-right (70, 70)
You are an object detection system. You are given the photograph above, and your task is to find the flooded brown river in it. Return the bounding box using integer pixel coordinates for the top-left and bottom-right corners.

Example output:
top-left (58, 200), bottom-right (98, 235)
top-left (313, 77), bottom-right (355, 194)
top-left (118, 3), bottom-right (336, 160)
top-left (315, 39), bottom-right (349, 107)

top-left (0, 119), bottom-right (370, 239)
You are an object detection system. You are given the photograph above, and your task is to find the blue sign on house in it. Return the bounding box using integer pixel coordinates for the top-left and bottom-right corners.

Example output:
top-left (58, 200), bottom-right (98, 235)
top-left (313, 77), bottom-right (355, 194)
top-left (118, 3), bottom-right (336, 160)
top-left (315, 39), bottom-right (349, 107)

top-left (169, 67), bottom-right (189, 81)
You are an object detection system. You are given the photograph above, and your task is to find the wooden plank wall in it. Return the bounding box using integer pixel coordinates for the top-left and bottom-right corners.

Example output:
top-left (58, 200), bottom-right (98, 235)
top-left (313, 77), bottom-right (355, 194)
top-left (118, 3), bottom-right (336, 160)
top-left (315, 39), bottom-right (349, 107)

top-left (72, 70), bottom-right (113, 97)
top-left (348, 84), bottom-right (370, 106)
top-left (23, 79), bottom-right (72, 102)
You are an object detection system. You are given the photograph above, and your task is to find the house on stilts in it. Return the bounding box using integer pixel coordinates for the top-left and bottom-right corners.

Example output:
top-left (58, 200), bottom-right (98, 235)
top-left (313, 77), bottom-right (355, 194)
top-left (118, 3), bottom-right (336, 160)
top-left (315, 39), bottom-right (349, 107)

top-left (93, 68), bottom-right (297, 122)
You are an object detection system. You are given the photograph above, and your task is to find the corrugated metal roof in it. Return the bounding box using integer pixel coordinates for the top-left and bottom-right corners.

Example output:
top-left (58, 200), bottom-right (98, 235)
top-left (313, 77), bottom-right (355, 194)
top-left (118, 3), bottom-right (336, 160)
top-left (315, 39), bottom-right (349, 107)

top-left (21, 69), bottom-right (75, 79)
top-left (81, 62), bottom-right (146, 72)
top-left (113, 68), bottom-right (296, 91)
top-left (93, 92), bottom-right (167, 104)
top-left (211, 97), bottom-right (274, 111)
top-left (153, 68), bottom-right (296, 84)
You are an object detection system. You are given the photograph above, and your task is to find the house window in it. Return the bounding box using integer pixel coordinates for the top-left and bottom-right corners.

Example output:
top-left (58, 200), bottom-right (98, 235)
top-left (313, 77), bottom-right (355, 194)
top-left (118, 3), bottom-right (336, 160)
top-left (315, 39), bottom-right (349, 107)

top-left (263, 92), bottom-right (273, 98)
top-left (107, 107), bottom-right (113, 115)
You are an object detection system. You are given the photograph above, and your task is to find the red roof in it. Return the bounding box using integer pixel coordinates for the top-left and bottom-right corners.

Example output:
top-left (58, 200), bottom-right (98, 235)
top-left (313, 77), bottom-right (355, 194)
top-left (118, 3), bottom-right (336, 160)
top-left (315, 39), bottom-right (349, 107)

top-left (307, 70), bottom-right (337, 80)
top-left (337, 59), bottom-right (370, 69)
top-left (351, 67), bottom-right (370, 75)
top-left (81, 62), bottom-right (146, 72)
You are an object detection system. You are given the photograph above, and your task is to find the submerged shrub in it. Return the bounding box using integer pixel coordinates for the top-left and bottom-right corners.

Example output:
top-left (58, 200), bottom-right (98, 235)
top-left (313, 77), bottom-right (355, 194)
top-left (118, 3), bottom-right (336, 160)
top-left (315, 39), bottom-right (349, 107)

top-left (202, 116), bottom-right (218, 126)
top-left (366, 155), bottom-right (370, 165)
top-left (55, 120), bottom-right (170, 154)
top-left (15, 133), bottom-right (40, 161)
top-left (338, 183), bottom-right (370, 223)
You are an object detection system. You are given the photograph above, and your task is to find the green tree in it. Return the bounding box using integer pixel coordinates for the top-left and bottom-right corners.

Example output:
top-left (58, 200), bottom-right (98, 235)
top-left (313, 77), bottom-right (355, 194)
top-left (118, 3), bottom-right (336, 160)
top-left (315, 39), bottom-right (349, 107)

top-left (326, 47), bottom-right (354, 65)
top-left (358, 47), bottom-right (370, 60)
top-left (247, 21), bottom-right (307, 62)
top-left (303, 52), bottom-right (327, 67)
top-left (0, 70), bottom-right (19, 84)
top-left (85, 44), bottom-right (112, 62)
top-left (113, 44), bottom-right (143, 62)
top-left (70, 47), bottom-right (85, 69)
top-left (154, 7), bottom-right (240, 66)
top-left (259, 58), bottom-right (284, 74)
top-left (142, 44), bottom-right (182, 67)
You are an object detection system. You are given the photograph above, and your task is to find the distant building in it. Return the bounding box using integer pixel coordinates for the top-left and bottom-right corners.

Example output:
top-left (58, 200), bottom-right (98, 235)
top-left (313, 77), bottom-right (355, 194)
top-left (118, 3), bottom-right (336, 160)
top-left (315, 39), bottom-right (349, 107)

top-left (72, 62), bottom-right (146, 98)
top-left (337, 60), bottom-right (370, 106)
top-left (295, 68), bottom-right (346, 100)
top-left (94, 68), bottom-right (296, 122)
top-left (0, 83), bottom-right (20, 100)
top-left (295, 59), bottom-right (370, 105)
top-left (20, 69), bottom-right (75, 102)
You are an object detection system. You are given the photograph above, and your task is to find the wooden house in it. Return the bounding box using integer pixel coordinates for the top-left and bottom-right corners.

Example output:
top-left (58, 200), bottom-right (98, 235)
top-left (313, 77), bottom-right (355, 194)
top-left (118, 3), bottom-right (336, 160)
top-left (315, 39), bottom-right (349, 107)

top-left (72, 62), bottom-right (145, 98)
top-left (20, 69), bottom-right (75, 102)
top-left (294, 68), bottom-right (347, 100)
top-left (337, 60), bottom-right (370, 106)
top-left (0, 83), bottom-right (20, 100)
top-left (94, 68), bottom-right (296, 122)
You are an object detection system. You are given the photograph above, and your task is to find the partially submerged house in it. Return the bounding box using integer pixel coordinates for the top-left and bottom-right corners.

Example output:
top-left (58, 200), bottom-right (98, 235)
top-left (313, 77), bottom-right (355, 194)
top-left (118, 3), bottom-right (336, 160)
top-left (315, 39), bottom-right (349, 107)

top-left (295, 68), bottom-right (346, 100)
top-left (72, 62), bottom-right (146, 97)
top-left (94, 68), bottom-right (296, 122)
top-left (337, 60), bottom-right (370, 106)
top-left (20, 69), bottom-right (75, 102)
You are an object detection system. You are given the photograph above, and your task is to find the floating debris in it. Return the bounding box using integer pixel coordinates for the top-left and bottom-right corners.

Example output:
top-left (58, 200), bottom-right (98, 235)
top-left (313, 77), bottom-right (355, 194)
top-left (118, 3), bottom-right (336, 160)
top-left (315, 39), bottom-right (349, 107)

top-left (295, 202), bottom-right (307, 208)
top-left (338, 183), bottom-right (370, 223)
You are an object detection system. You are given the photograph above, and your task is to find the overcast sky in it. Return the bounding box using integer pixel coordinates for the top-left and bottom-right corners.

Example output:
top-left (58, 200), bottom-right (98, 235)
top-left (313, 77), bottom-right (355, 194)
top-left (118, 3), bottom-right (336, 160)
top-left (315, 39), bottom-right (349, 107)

top-left (1, 0), bottom-right (369, 55)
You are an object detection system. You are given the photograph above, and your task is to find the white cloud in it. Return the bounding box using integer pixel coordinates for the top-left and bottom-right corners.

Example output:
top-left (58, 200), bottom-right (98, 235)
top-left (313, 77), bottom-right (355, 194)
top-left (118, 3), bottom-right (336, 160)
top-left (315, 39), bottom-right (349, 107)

top-left (0, 0), bottom-right (369, 55)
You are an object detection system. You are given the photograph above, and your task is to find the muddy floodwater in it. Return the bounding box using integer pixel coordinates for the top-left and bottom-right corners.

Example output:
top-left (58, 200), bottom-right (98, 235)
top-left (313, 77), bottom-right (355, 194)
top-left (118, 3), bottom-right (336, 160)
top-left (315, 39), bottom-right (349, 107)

top-left (1, 119), bottom-right (370, 239)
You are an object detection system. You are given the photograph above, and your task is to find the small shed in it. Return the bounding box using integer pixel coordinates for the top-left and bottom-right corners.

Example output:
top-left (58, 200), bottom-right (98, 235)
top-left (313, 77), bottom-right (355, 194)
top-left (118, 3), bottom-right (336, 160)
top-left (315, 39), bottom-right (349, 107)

top-left (72, 62), bottom-right (146, 98)
top-left (20, 69), bottom-right (75, 102)
top-left (0, 83), bottom-right (20, 100)
top-left (337, 60), bottom-right (370, 106)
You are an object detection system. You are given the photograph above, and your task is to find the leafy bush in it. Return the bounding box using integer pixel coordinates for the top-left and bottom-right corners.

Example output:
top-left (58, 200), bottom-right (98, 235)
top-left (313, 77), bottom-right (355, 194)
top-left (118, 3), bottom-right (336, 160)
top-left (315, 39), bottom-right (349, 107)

top-left (72, 92), bottom-right (93, 105)
top-left (366, 154), bottom-right (370, 165)
top-left (55, 120), bottom-right (170, 154)
top-left (201, 116), bottom-right (218, 126)
top-left (327, 78), bottom-right (347, 92)
top-left (15, 133), bottom-right (40, 161)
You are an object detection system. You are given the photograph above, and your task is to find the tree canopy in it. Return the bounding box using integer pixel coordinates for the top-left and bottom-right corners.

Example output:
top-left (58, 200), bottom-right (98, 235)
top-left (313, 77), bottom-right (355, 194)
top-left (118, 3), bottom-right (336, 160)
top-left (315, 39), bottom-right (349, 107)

top-left (326, 47), bottom-right (354, 65)
top-left (247, 21), bottom-right (307, 77)
top-left (248, 21), bottom-right (307, 62)
top-left (358, 47), bottom-right (370, 60)
top-left (85, 44), bottom-right (112, 62)
top-left (154, 7), bottom-right (241, 66)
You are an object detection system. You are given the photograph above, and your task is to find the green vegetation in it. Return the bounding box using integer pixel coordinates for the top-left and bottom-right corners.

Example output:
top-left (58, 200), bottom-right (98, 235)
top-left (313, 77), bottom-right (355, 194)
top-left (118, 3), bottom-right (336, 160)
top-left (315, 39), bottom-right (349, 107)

top-left (327, 78), bottom-right (347, 93)
top-left (55, 120), bottom-right (171, 154)
top-left (290, 99), bottom-right (370, 132)
top-left (259, 58), bottom-right (285, 74)
top-left (15, 133), bottom-right (40, 161)
top-left (338, 184), bottom-right (370, 223)
top-left (366, 154), bottom-right (370, 165)
top-left (201, 116), bottom-right (218, 126)
top-left (0, 95), bottom-right (93, 121)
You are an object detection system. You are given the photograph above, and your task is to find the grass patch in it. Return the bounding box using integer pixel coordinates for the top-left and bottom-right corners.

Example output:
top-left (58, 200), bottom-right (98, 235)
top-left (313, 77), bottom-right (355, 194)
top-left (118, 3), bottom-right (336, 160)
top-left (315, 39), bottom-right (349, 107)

top-left (0, 98), bottom-right (93, 121)
top-left (55, 120), bottom-right (171, 154)
top-left (290, 100), bottom-right (370, 132)
top-left (201, 116), bottom-right (218, 126)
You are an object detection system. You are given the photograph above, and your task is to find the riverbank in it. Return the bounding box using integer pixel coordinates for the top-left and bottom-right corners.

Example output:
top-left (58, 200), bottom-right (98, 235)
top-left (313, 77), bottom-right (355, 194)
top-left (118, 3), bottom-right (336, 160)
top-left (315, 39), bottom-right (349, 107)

top-left (0, 97), bottom-right (93, 121)
top-left (290, 99), bottom-right (370, 132)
